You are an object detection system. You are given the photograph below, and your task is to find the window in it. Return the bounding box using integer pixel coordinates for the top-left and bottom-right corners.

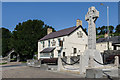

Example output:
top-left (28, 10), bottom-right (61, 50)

top-left (63, 52), bottom-right (65, 57)
top-left (77, 31), bottom-right (83, 38)
top-left (43, 41), bottom-right (45, 48)
top-left (73, 48), bottom-right (77, 53)
top-left (59, 41), bottom-right (63, 47)
top-left (58, 38), bottom-right (61, 45)
top-left (63, 38), bottom-right (65, 41)
top-left (58, 39), bottom-right (63, 47)
top-left (114, 46), bottom-right (117, 50)
top-left (51, 39), bottom-right (56, 46)
top-left (48, 40), bottom-right (50, 47)
top-left (85, 44), bottom-right (87, 49)
top-left (40, 53), bottom-right (50, 57)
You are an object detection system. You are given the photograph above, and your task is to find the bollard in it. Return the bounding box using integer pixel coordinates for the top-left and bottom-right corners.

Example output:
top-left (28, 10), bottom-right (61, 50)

top-left (67, 56), bottom-right (71, 64)
top-left (7, 56), bottom-right (11, 62)
top-left (114, 56), bottom-right (119, 68)
top-left (40, 64), bottom-right (48, 70)
top-left (79, 54), bottom-right (86, 74)
top-left (57, 56), bottom-right (63, 71)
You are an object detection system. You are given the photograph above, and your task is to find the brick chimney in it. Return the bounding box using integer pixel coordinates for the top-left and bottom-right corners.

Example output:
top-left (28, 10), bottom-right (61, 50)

top-left (76, 19), bottom-right (82, 27)
top-left (104, 33), bottom-right (108, 38)
top-left (47, 27), bottom-right (53, 34)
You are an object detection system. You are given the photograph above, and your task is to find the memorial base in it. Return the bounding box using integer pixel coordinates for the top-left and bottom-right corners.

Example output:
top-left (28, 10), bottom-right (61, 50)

top-left (86, 68), bottom-right (103, 78)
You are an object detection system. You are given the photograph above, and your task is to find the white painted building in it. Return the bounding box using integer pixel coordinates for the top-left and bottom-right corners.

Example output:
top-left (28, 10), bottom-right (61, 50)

top-left (38, 19), bottom-right (88, 60)
top-left (96, 36), bottom-right (120, 53)
top-left (38, 19), bottom-right (120, 60)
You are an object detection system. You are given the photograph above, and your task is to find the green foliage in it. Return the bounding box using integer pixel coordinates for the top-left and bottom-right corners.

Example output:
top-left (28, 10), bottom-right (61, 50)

top-left (96, 34), bottom-right (104, 40)
top-left (21, 61), bottom-right (27, 63)
top-left (1, 28), bottom-right (12, 57)
top-left (84, 28), bottom-right (87, 32)
top-left (100, 26), bottom-right (106, 35)
top-left (96, 25), bottom-right (120, 40)
top-left (115, 24), bottom-right (120, 34)
top-left (2, 19), bottom-right (55, 61)
top-left (96, 25), bottom-right (114, 35)
top-left (109, 26), bottom-right (114, 34)
top-left (10, 19), bottom-right (55, 61)
top-left (0, 62), bottom-right (7, 65)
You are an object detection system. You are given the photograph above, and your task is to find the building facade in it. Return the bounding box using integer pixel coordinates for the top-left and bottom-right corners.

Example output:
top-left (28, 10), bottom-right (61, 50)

top-left (96, 36), bottom-right (120, 53)
top-left (38, 19), bottom-right (88, 60)
top-left (38, 19), bottom-right (120, 60)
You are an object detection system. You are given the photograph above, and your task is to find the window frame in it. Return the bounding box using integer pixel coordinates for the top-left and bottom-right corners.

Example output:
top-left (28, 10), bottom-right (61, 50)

top-left (73, 48), bottom-right (77, 54)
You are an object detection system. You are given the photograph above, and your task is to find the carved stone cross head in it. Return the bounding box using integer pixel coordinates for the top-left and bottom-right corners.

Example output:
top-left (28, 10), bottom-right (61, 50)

top-left (85, 6), bottom-right (99, 22)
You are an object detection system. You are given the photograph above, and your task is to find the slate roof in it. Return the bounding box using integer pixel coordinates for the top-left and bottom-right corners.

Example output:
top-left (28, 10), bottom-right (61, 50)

top-left (40, 25), bottom-right (88, 41)
top-left (96, 36), bottom-right (120, 43)
top-left (40, 47), bottom-right (55, 53)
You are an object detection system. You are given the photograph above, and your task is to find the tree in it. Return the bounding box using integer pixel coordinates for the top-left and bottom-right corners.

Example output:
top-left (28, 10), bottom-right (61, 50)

top-left (11, 19), bottom-right (55, 61)
top-left (97, 25), bottom-right (114, 35)
top-left (97, 27), bottom-right (101, 35)
top-left (1, 28), bottom-right (12, 57)
top-left (109, 26), bottom-right (114, 34)
top-left (84, 28), bottom-right (87, 32)
top-left (100, 26), bottom-right (106, 35)
top-left (115, 24), bottom-right (120, 34)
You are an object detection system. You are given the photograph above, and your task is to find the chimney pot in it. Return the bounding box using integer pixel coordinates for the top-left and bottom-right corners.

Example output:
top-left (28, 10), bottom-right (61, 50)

top-left (76, 19), bottom-right (82, 27)
top-left (104, 33), bottom-right (108, 38)
top-left (47, 27), bottom-right (53, 34)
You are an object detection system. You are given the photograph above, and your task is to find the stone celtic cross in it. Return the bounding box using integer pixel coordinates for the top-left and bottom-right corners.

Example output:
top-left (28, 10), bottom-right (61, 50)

top-left (85, 6), bottom-right (99, 49)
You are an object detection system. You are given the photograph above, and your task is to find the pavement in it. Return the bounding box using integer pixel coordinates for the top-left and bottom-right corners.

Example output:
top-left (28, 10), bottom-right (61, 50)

top-left (2, 62), bottom-right (81, 78)
top-left (1, 62), bottom-right (120, 78)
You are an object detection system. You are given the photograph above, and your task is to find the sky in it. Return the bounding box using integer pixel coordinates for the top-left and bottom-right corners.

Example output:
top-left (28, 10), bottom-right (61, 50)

top-left (2, 2), bottom-right (118, 32)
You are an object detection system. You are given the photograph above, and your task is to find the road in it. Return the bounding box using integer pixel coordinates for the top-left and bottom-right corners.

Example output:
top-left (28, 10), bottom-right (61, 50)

top-left (2, 62), bottom-right (81, 78)
top-left (2, 63), bottom-right (26, 71)
top-left (1, 62), bottom-right (120, 78)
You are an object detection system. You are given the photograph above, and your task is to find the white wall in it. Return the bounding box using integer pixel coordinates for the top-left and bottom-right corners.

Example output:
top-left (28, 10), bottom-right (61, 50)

top-left (64, 27), bottom-right (88, 56)
top-left (38, 27), bottom-right (88, 59)
top-left (38, 26), bottom-right (118, 60)
top-left (96, 42), bottom-right (113, 53)
top-left (38, 36), bottom-right (66, 59)
top-left (117, 47), bottom-right (120, 50)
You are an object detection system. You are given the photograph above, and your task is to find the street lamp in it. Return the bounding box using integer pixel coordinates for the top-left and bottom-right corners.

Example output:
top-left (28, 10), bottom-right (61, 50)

top-left (100, 3), bottom-right (110, 50)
